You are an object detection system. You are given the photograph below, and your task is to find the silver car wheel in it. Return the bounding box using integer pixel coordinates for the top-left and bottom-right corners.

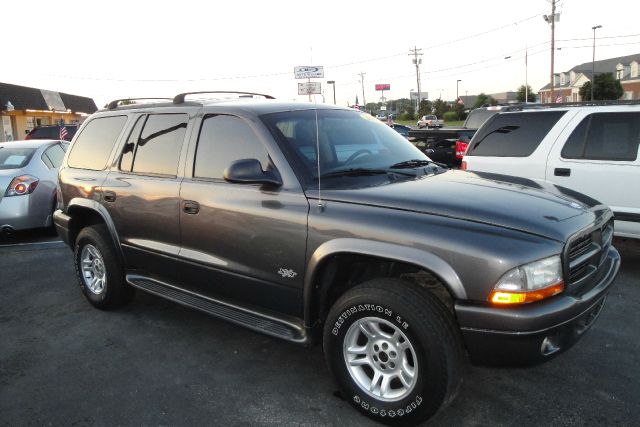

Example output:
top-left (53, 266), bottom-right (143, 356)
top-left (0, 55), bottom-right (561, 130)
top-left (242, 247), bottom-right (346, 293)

top-left (80, 244), bottom-right (107, 294)
top-left (343, 317), bottom-right (418, 402)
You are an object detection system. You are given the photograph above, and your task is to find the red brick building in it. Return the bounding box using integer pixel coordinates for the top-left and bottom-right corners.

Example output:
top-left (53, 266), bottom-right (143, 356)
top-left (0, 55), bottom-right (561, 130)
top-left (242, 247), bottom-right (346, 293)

top-left (539, 53), bottom-right (640, 103)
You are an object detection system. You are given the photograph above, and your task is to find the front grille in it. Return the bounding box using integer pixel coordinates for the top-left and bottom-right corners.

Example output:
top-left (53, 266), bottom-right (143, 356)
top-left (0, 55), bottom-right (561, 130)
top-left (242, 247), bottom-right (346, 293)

top-left (569, 234), bottom-right (593, 259)
top-left (566, 219), bottom-right (613, 291)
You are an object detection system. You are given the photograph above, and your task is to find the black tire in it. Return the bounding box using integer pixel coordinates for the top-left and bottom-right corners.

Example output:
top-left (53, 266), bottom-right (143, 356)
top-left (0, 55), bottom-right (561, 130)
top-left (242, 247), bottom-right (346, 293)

top-left (74, 224), bottom-right (134, 310)
top-left (323, 278), bottom-right (465, 425)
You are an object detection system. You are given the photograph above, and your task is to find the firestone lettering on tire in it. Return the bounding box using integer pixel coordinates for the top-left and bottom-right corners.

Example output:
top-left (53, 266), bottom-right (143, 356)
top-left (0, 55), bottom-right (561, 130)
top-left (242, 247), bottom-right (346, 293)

top-left (352, 394), bottom-right (423, 418)
top-left (331, 303), bottom-right (409, 336)
top-left (331, 304), bottom-right (392, 336)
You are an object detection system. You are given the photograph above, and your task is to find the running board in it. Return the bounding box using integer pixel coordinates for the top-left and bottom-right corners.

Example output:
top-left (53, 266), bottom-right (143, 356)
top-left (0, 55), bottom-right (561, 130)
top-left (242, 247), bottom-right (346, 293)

top-left (126, 274), bottom-right (308, 344)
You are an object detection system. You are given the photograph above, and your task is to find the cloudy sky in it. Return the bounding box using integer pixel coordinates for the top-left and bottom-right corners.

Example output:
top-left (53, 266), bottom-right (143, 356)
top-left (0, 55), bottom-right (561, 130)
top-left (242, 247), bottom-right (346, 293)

top-left (4, 0), bottom-right (639, 107)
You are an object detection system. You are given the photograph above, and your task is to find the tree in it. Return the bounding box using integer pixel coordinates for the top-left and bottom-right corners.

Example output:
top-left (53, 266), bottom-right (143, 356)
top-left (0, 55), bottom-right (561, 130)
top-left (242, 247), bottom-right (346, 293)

top-left (418, 99), bottom-right (433, 117)
top-left (432, 99), bottom-right (450, 118)
top-left (473, 93), bottom-right (497, 109)
top-left (579, 73), bottom-right (623, 101)
top-left (454, 102), bottom-right (466, 120)
top-left (516, 85), bottom-right (537, 102)
top-left (365, 102), bottom-right (379, 114)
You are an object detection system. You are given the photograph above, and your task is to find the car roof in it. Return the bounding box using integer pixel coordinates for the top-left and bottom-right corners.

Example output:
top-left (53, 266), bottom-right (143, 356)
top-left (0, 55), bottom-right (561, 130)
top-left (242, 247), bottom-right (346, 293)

top-left (99, 99), bottom-right (351, 115)
top-left (0, 139), bottom-right (62, 149)
top-left (32, 124), bottom-right (78, 128)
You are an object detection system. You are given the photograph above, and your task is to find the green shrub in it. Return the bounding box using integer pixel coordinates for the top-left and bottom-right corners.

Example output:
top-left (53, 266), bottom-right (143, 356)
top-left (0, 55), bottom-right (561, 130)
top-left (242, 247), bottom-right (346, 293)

top-left (443, 111), bottom-right (458, 122)
top-left (400, 112), bottom-right (415, 121)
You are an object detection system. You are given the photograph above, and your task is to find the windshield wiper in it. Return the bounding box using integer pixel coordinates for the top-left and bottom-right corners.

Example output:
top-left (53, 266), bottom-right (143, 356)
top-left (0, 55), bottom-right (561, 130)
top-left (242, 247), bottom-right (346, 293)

top-left (318, 168), bottom-right (415, 179)
top-left (389, 159), bottom-right (447, 169)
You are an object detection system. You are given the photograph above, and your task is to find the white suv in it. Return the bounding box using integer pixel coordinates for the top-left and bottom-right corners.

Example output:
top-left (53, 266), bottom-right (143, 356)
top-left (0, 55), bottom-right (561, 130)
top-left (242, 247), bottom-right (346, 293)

top-left (462, 104), bottom-right (640, 239)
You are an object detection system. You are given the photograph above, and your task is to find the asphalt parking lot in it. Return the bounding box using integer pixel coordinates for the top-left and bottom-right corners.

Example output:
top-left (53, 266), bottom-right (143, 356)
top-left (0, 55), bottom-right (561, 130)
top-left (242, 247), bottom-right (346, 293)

top-left (1, 232), bottom-right (639, 426)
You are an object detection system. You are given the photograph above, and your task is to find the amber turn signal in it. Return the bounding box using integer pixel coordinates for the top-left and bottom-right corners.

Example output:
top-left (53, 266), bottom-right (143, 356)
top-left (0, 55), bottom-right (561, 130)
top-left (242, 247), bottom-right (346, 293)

top-left (489, 282), bottom-right (565, 306)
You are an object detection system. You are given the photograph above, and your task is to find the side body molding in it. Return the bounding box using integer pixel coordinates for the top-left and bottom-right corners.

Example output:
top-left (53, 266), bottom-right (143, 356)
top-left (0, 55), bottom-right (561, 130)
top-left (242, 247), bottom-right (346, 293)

top-left (303, 238), bottom-right (467, 327)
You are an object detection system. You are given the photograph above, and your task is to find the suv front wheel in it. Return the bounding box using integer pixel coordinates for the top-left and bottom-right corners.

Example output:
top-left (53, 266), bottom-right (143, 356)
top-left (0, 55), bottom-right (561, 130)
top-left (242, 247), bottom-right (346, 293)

top-left (74, 224), bottom-right (134, 309)
top-left (323, 278), bottom-right (464, 425)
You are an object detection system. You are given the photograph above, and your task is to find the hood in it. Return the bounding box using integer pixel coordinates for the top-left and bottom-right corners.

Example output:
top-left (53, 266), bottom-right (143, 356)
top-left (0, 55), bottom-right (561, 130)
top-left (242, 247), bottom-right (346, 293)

top-left (313, 170), bottom-right (610, 242)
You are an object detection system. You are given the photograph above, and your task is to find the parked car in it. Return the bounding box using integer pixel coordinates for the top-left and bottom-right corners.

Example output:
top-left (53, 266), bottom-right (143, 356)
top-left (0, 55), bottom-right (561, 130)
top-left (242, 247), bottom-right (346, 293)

top-left (463, 103), bottom-right (640, 239)
top-left (0, 139), bottom-right (68, 234)
top-left (416, 114), bottom-right (443, 129)
top-left (409, 105), bottom-right (522, 168)
top-left (54, 93), bottom-right (619, 425)
top-left (25, 124), bottom-right (78, 142)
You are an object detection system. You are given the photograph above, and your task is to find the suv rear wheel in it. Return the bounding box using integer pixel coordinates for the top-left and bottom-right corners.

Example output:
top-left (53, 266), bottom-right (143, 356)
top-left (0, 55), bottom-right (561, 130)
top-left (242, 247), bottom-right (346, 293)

top-left (323, 278), bottom-right (464, 425)
top-left (74, 225), bottom-right (134, 309)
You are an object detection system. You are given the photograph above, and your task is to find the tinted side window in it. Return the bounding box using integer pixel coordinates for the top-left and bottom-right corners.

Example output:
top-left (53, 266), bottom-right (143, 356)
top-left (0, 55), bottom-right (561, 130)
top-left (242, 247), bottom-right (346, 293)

top-left (561, 116), bottom-right (589, 159)
top-left (43, 144), bottom-right (66, 168)
top-left (131, 114), bottom-right (187, 176)
top-left (120, 115), bottom-right (146, 171)
top-left (194, 115), bottom-right (269, 179)
top-left (68, 116), bottom-right (127, 170)
top-left (583, 113), bottom-right (640, 161)
top-left (467, 111), bottom-right (566, 157)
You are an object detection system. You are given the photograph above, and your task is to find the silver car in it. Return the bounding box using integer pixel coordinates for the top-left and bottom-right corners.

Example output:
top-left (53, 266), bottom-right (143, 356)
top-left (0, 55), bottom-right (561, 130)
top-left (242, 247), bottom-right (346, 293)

top-left (0, 139), bottom-right (68, 234)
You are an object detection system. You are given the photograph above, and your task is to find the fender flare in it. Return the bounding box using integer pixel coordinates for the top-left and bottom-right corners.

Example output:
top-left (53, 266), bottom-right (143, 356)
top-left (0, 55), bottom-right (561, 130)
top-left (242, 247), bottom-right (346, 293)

top-left (303, 238), bottom-right (467, 326)
top-left (67, 198), bottom-right (124, 261)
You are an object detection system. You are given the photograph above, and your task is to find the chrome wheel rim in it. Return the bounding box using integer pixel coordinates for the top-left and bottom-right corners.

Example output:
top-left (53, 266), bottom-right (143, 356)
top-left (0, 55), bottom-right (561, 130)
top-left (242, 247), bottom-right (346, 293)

top-left (343, 317), bottom-right (418, 402)
top-left (80, 244), bottom-right (107, 294)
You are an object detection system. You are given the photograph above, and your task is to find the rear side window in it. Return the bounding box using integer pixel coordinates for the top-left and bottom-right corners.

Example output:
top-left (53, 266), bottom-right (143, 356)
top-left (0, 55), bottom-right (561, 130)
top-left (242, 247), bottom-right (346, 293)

top-left (194, 115), bottom-right (269, 180)
top-left (42, 144), bottom-right (66, 169)
top-left (467, 111), bottom-right (566, 157)
top-left (131, 114), bottom-right (188, 176)
top-left (68, 116), bottom-right (127, 170)
top-left (562, 113), bottom-right (640, 161)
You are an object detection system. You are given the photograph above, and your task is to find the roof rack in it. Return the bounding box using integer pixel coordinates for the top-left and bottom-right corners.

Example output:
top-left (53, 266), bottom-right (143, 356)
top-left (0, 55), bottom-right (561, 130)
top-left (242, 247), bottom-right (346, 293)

top-left (173, 91), bottom-right (275, 104)
top-left (107, 98), bottom-right (172, 110)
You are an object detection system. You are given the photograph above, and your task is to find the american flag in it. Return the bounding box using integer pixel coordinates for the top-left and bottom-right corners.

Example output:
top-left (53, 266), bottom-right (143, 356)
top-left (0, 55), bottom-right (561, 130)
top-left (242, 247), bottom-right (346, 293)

top-left (59, 126), bottom-right (68, 140)
top-left (555, 94), bottom-right (563, 104)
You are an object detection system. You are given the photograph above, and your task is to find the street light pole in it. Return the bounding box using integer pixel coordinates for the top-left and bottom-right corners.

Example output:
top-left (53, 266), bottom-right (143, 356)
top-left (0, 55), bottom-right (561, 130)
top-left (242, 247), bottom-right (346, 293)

top-left (456, 79), bottom-right (461, 101)
top-left (327, 80), bottom-right (336, 105)
top-left (591, 25), bottom-right (602, 101)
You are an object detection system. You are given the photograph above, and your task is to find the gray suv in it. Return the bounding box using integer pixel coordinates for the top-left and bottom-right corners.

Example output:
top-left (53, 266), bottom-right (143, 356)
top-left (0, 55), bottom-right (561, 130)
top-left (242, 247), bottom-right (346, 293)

top-left (54, 92), bottom-right (620, 425)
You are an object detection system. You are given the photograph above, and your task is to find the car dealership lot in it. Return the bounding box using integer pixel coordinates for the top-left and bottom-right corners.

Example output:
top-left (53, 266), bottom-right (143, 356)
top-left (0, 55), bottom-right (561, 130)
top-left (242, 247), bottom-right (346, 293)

top-left (1, 234), bottom-right (638, 426)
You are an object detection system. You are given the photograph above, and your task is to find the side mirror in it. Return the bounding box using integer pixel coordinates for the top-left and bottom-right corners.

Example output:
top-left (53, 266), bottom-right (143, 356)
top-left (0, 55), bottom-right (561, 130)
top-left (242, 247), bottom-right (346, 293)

top-left (223, 159), bottom-right (282, 186)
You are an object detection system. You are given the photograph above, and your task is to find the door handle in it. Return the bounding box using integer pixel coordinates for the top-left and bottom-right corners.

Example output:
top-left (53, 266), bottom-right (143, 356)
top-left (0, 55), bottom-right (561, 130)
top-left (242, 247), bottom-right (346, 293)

top-left (183, 200), bottom-right (200, 215)
top-left (554, 168), bottom-right (571, 177)
top-left (103, 191), bottom-right (117, 202)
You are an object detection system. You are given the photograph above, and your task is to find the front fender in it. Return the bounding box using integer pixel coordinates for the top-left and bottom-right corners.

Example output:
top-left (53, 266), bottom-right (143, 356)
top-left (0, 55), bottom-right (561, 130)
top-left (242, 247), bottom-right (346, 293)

top-left (303, 238), bottom-right (466, 327)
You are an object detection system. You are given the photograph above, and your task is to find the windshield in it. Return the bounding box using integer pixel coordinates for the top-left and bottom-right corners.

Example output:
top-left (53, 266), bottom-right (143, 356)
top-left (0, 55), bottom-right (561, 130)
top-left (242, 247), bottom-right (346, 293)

top-left (261, 109), bottom-right (432, 189)
top-left (0, 147), bottom-right (36, 170)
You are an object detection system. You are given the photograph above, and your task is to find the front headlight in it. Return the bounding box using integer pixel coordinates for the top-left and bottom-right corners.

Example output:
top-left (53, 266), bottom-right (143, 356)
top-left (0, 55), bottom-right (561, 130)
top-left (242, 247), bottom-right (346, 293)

top-left (489, 255), bottom-right (564, 306)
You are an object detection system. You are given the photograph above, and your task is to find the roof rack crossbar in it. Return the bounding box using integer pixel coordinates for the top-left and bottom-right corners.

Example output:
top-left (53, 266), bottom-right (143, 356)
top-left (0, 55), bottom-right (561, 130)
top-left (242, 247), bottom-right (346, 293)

top-left (107, 98), bottom-right (172, 110)
top-left (173, 91), bottom-right (275, 104)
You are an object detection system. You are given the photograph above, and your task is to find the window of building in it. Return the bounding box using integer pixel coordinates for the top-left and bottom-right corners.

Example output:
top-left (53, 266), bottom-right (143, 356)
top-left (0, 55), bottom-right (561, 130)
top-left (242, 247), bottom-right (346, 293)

top-left (466, 111), bottom-right (566, 157)
top-left (67, 116), bottom-right (127, 170)
top-left (130, 114), bottom-right (188, 176)
top-left (562, 113), bottom-right (640, 161)
top-left (194, 115), bottom-right (269, 179)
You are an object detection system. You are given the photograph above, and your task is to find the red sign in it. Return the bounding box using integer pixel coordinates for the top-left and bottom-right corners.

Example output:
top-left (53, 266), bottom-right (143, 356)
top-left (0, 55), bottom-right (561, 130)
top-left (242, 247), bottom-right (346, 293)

top-left (375, 84), bottom-right (390, 91)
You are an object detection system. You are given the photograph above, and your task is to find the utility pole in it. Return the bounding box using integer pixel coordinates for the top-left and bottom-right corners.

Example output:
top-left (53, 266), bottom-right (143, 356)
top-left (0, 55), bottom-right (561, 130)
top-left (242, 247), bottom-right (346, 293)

top-left (545, 0), bottom-right (557, 104)
top-left (409, 46), bottom-right (423, 111)
top-left (591, 25), bottom-right (602, 101)
top-left (358, 72), bottom-right (366, 108)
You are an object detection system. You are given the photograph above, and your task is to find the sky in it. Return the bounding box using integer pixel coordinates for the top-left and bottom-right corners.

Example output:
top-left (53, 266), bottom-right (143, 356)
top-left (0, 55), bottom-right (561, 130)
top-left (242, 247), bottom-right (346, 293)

top-left (3, 0), bottom-right (639, 108)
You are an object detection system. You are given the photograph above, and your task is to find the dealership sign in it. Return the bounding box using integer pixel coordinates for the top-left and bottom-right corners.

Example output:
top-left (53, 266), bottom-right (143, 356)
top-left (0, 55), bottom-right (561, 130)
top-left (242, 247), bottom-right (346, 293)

top-left (375, 84), bottom-right (390, 91)
top-left (294, 66), bottom-right (324, 79)
top-left (298, 82), bottom-right (322, 95)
